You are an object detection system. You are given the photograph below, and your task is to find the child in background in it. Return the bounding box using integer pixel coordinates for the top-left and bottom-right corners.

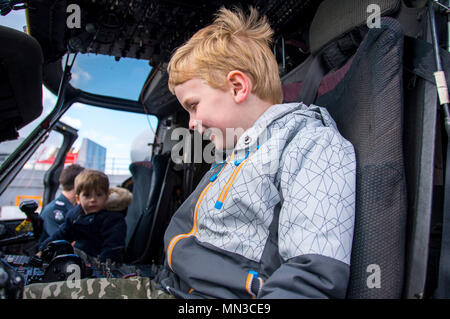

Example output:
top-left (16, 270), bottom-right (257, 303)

top-left (38, 169), bottom-right (131, 262)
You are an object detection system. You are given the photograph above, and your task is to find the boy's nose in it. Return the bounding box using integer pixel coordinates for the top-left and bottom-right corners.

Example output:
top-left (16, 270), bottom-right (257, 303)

top-left (189, 118), bottom-right (204, 134)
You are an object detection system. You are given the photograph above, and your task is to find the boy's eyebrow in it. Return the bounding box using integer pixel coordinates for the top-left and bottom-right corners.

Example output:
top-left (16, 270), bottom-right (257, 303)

top-left (181, 97), bottom-right (197, 109)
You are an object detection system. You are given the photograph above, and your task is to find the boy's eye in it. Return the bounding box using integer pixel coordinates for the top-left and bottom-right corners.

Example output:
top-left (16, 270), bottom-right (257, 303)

top-left (189, 103), bottom-right (197, 110)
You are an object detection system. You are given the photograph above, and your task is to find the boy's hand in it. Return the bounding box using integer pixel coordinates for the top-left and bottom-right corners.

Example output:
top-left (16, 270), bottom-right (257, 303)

top-left (35, 251), bottom-right (42, 258)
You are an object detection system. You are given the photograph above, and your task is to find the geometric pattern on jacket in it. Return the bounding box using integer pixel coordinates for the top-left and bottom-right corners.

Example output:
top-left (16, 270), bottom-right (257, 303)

top-left (195, 103), bottom-right (356, 265)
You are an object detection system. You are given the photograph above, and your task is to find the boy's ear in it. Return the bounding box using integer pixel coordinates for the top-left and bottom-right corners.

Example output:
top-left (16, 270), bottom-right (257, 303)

top-left (75, 194), bottom-right (80, 204)
top-left (227, 70), bottom-right (250, 104)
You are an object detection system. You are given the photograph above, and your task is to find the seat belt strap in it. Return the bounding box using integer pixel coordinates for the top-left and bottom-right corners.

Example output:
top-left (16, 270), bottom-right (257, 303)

top-left (428, 2), bottom-right (450, 297)
top-left (296, 55), bottom-right (326, 105)
top-left (385, 35), bottom-right (450, 297)
top-left (436, 132), bottom-right (450, 298)
top-left (404, 36), bottom-right (450, 85)
top-left (405, 5), bottom-right (450, 297)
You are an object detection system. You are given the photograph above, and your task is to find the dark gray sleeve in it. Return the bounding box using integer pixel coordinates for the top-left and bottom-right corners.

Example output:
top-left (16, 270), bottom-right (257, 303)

top-left (258, 254), bottom-right (350, 299)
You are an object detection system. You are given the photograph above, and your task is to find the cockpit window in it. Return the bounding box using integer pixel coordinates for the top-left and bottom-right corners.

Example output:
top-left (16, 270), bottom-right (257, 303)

top-left (0, 10), bottom-right (158, 217)
top-left (65, 53), bottom-right (151, 101)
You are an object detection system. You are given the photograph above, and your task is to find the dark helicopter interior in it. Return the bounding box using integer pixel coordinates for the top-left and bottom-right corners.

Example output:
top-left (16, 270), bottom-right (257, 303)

top-left (0, 0), bottom-right (450, 300)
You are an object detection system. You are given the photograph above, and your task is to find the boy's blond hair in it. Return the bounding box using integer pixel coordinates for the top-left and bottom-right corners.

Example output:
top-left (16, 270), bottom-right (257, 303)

top-left (74, 169), bottom-right (109, 195)
top-left (168, 6), bottom-right (283, 105)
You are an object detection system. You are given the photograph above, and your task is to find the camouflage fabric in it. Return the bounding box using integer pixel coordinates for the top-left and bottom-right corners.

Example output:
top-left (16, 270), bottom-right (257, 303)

top-left (23, 276), bottom-right (174, 299)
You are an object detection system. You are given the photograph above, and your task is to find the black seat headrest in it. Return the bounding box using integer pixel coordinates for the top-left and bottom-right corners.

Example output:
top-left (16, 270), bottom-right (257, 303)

top-left (0, 25), bottom-right (43, 142)
top-left (309, 0), bottom-right (401, 55)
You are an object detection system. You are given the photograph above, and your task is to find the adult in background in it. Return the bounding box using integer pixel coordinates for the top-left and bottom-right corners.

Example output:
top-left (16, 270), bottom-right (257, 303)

top-left (39, 164), bottom-right (85, 243)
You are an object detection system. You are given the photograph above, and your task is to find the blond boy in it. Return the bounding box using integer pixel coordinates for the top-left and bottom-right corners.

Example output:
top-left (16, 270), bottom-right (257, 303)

top-left (160, 7), bottom-right (356, 298)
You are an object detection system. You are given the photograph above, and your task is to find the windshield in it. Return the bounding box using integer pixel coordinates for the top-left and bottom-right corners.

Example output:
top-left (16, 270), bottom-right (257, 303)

top-left (67, 53), bottom-right (151, 101)
top-left (0, 10), bottom-right (158, 220)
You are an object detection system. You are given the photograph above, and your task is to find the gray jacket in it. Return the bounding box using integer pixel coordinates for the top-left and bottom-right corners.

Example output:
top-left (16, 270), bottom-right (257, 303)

top-left (160, 102), bottom-right (356, 299)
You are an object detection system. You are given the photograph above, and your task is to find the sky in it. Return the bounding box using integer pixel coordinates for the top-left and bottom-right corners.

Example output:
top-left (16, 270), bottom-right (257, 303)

top-left (1, 9), bottom-right (158, 175)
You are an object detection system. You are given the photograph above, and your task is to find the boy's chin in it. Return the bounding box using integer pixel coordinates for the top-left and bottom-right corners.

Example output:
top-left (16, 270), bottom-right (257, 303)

top-left (83, 208), bottom-right (101, 214)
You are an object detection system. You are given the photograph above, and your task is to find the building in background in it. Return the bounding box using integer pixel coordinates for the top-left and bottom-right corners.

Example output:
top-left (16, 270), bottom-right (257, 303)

top-left (76, 138), bottom-right (107, 172)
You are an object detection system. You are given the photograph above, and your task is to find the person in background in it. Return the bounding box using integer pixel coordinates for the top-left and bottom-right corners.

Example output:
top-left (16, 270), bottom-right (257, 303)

top-left (38, 169), bottom-right (130, 262)
top-left (39, 164), bottom-right (85, 243)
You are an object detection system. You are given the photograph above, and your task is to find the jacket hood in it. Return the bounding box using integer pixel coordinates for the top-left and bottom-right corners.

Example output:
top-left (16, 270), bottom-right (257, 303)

top-left (104, 187), bottom-right (133, 212)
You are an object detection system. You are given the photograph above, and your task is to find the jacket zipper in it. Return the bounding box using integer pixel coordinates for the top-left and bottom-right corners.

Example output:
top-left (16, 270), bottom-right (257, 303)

top-left (166, 154), bottom-right (233, 270)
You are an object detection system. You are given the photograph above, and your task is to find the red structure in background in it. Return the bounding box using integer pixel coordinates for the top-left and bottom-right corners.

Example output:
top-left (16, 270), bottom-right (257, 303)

top-left (36, 152), bottom-right (78, 164)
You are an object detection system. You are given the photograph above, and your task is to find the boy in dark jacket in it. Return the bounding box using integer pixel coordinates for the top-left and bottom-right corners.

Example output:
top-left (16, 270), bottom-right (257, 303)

top-left (38, 169), bottom-right (131, 262)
